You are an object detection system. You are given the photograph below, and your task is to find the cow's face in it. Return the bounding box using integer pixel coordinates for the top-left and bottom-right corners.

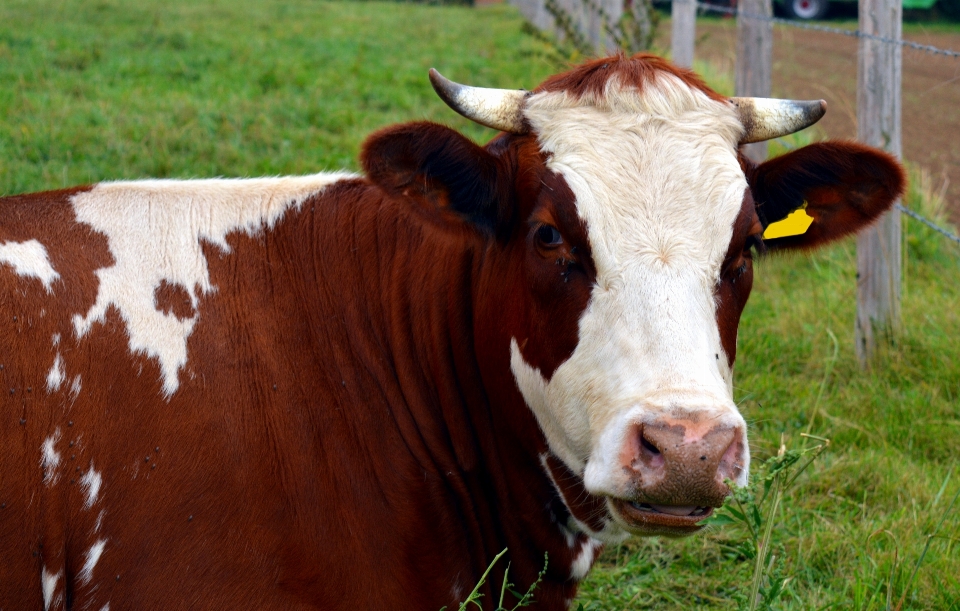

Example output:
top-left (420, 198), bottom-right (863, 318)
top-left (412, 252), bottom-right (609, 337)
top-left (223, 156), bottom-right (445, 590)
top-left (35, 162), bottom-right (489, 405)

top-left (362, 55), bottom-right (904, 540)
top-left (508, 73), bottom-right (753, 538)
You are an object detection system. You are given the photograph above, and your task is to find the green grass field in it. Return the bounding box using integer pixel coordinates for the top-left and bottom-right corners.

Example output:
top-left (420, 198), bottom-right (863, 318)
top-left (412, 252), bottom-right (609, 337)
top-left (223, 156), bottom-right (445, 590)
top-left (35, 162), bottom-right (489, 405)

top-left (2, 1), bottom-right (958, 609)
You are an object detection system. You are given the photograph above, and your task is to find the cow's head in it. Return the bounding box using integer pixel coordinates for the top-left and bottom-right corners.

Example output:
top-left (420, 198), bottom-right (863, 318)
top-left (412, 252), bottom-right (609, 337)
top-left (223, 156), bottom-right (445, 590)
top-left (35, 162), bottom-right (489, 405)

top-left (361, 55), bottom-right (904, 540)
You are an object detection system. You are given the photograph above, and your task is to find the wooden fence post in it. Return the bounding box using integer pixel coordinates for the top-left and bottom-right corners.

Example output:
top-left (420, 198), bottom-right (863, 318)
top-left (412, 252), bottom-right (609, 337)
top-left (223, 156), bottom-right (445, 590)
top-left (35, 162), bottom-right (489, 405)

top-left (671, 0), bottom-right (696, 68)
top-left (512, 0), bottom-right (621, 55)
top-left (511, 0), bottom-right (554, 33)
top-left (598, 0), bottom-right (623, 53)
top-left (735, 0), bottom-right (773, 162)
top-left (856, 0), bottom-right (902, 365)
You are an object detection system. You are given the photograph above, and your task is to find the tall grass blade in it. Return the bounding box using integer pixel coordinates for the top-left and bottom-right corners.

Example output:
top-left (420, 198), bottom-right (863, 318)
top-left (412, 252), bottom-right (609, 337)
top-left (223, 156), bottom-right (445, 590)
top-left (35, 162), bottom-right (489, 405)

top-left (894, 474), bottom-right (960, 611)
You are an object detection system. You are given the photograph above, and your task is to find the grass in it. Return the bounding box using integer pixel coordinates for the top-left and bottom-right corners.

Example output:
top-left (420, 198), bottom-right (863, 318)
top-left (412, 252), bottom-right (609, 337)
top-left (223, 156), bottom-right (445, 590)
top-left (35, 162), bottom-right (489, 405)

top-left (2, 1), bottom-right (958, 609)
top-left (0, 0), bottom-right (558, 194)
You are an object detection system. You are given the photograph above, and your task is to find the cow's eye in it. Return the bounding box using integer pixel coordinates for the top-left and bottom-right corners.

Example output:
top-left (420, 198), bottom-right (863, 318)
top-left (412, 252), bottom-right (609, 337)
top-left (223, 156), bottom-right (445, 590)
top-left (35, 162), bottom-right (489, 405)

top-left (535, 224), bottom-right (563, 248)
top-left (725, 252), bottom-right (752, 281)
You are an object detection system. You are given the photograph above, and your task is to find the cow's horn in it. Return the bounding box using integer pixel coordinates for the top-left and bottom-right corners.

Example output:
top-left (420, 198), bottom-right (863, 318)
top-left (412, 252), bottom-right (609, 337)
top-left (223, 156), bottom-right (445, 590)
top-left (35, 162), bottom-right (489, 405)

top-left (429, 68), bottom-right (529, 134)
top-left (730, 97), bottom-right (827, 144)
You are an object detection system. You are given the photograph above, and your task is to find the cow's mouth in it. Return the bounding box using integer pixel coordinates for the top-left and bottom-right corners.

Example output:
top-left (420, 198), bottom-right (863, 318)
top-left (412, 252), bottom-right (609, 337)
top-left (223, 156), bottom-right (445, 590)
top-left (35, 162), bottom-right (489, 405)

top-left (610, 498), bottom-right (714, 534)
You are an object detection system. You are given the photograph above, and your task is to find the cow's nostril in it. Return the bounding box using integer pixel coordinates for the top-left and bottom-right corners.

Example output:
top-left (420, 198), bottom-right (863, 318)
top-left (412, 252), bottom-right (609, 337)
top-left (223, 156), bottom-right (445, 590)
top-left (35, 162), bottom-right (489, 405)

top-left (640, 434), bottom-right (661, 456)
top-left (627, 425), bottom-right (667, 472)
top-left (717, 433), bottom-right (745, 482)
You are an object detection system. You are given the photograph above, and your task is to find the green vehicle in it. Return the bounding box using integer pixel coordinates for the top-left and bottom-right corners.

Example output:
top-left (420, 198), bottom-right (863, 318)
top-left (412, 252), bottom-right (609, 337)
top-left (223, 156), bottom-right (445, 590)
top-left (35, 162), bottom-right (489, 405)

top-left (775, 0), bottom-right (938, 20)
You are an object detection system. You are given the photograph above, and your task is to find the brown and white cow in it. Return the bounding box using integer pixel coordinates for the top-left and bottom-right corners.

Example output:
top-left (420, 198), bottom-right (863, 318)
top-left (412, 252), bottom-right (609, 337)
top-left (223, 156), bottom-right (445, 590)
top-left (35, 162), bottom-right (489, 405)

top-left (0, 54), bottom-right (903, 610)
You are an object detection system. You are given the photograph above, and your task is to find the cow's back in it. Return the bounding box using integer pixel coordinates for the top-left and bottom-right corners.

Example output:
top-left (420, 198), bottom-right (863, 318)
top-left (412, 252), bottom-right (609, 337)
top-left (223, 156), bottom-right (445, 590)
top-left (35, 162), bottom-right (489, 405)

top-left (0, 176), bottom-right (460, 610)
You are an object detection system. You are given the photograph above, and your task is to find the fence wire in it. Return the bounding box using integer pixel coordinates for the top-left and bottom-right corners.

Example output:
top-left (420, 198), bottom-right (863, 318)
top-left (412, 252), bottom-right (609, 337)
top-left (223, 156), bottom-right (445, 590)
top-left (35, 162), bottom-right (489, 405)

top-left (691, 0), bottom-right (960, 58)
top-left (896, 204), bottom-right (960, 244)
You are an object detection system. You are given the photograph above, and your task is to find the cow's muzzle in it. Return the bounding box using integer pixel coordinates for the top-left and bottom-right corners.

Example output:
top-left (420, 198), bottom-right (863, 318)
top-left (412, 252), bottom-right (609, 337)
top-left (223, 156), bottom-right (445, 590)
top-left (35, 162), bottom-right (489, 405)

top-left (609, 419), bottom-right (745, 535)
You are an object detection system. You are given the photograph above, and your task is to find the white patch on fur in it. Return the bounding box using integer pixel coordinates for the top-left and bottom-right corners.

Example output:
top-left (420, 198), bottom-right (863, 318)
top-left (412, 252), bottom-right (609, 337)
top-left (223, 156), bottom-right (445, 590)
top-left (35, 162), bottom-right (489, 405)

top-left (95, 509), bottom-right (106, 533)
top-left (70, 172), bottom-right (355, 396)
top-left (47, 353), bottom-right (65, 392)
top-left (78, 539), bottom-right (106, 585)
top-left (99, 604), bottom-right (110, 611)
top-left (79, 465), bottom-right (102, 509)
top-left (570, 538), bottom-right (602, 581)
top-left (451, 578), bottom-right (463, 605)
top-left (0, 239), bottom-right (60, 292)
top-left (70, 375), bottom-right (82, 399)
top-left (52, 333), bottom-right (61, 346)
top-left (40, 429), bottom-right (62, 486)
top-left (42, 567), bottom-right (61, 611)
top-left (514, 73), bottom-right (750, 501)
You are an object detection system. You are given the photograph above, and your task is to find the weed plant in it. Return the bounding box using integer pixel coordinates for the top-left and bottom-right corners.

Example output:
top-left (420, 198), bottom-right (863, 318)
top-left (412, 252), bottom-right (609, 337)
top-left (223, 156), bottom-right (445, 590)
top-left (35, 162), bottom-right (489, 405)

top-left (445, 550), bottom-right (548, 611)
top-left (701, 434), bottom-right (831, 611)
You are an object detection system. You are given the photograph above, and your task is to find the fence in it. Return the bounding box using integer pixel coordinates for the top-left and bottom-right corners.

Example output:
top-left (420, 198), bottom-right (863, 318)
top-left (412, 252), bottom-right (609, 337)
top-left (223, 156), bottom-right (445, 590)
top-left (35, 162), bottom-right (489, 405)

top-left (508, 0), bottom-right (960, 364)
top-left (513, 0), bottom-right (622, 52)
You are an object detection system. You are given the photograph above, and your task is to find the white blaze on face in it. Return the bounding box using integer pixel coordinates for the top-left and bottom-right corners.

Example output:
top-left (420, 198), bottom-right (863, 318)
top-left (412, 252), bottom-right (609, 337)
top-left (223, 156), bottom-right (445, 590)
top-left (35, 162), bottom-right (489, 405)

top-left (0, 239), bottom-right (60, 292)
top-left (511, 74), bottom-right (750, 504)
top-left (70, 173), bottom-right (355, 396)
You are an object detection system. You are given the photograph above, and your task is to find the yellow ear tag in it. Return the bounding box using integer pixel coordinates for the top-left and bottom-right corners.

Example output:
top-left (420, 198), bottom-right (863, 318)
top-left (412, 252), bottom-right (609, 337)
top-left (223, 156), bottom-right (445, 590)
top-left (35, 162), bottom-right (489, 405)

top-left (763, 203), bottom-right (814, 239)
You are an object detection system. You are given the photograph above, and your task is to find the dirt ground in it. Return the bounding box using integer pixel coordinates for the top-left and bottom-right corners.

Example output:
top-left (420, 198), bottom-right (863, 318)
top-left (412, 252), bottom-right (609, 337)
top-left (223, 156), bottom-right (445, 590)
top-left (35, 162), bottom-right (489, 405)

top-left (658, 20), bottom-right (960, 224)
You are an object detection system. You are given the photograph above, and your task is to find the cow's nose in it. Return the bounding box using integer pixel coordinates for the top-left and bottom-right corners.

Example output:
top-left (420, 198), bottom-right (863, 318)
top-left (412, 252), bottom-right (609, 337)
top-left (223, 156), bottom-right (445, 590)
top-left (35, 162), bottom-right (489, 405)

top-left (623, 419), bottom-right (745, 508)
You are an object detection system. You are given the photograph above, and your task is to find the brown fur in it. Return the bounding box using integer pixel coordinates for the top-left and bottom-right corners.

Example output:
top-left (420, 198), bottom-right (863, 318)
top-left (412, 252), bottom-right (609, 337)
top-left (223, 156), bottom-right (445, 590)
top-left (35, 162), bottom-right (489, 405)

top-left (535, 53), bottom-right (727, 103)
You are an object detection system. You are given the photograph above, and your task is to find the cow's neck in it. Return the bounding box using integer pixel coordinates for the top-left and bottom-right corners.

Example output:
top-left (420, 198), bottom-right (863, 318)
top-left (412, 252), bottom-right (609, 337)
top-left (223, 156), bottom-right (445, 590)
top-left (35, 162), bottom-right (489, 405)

top-left (297, 184), bottom-right (599, 608)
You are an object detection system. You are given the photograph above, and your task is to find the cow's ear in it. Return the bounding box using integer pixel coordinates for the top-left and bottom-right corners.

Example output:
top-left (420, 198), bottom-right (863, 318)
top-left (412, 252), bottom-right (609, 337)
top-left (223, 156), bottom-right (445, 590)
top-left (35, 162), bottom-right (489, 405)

top-left (361, 121), bottom-right (505, 231)
top-left (748, 141), bottom-right (906, 251)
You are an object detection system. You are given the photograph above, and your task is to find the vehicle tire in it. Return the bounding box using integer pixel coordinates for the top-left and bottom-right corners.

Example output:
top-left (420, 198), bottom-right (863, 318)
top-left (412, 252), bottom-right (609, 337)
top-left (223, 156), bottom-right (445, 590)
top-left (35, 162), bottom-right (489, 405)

top-left (783, 0), bottom-right (830, 19)
top-left (941, 0), bottom-right (960, 21)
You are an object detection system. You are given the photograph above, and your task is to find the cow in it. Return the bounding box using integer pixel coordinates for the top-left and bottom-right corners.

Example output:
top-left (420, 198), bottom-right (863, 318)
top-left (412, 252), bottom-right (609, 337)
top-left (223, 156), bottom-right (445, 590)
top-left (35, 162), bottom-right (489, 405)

top-left (0, 53), bottom-right (903, 610)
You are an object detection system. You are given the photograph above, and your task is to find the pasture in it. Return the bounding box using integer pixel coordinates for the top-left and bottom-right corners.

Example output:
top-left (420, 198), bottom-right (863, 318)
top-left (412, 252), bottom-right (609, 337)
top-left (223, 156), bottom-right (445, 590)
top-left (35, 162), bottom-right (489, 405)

top-left (1, 0), bottom-right (957, 608)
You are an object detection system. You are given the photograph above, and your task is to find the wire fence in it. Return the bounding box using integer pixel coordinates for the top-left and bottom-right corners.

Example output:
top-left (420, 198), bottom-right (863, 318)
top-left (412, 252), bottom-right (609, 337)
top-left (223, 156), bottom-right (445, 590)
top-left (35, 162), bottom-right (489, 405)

top-left (896, 204), bottom-right (960, 244)
top-left (689, 0), bottom-right (960, 245)
top-left (692, 0), bottom-right (960, 58)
